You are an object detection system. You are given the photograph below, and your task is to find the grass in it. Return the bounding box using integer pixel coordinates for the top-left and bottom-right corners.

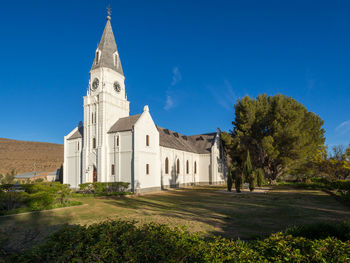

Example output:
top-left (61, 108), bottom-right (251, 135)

top-left (0, 185), bottom-right (349, 252)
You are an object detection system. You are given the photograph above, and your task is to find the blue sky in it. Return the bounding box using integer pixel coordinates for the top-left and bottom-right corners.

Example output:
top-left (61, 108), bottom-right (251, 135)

top-left (0, 0), bottom-right (349, 147)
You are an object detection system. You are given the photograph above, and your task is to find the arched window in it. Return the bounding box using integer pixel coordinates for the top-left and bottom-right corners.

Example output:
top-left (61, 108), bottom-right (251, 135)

top-left (194, 161), bottom-right (197, 174)
top-left (146, 135), bottom-right (150, 146)
top-left (186, 160), bottom-right (189, 174)
top-left (146, 164), bottom-right (150, 175)
top-left (165, 158), bottom-right (169, 174)
top-left (116, 136), bottom-right (119, 147)
top-left (177, 159), bottom-right (180, 174)
top-left (92, 138), bottom-right (96, 149)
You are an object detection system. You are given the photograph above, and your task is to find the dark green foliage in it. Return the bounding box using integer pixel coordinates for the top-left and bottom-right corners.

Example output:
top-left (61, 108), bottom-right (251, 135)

top-left (243, 150), bottom-right (253, 182)
top-left (256, 168), bottom-right (264, 187)
top-left (12, 220), bottom-right (350, 263)
top-left (227, 170), bottom-right (233, 192)
top-left (248, 171), bottom-right (257, 192)
top-left (234, 172), bottom-right (243, 193)
top-left (0, 191), bottom-right (28, 212)
top-left (284, 221), bottom-right (350, 241)
top-left (228, 94), bottom-right (325, 182)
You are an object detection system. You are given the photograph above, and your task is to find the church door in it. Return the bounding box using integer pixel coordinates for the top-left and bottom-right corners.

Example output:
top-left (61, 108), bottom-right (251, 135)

top-left (93, 166), bottom-right (97, 182)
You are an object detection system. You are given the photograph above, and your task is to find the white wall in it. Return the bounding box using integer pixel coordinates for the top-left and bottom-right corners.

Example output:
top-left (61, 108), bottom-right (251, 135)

top-left (63, 127), bottom-right (82, 188)
top-left (107, 131), bottom-right (132, 185)
top-left (133, 108), bottom-right (160, 191)
top-left (159, 146), bottom-right (200, 187)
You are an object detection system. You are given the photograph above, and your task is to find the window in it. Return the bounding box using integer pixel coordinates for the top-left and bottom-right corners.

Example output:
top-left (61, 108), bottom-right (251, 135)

top-left (186, 160), bottom-right (189, 174)
top-left (165, 158), bottom-right (169, 174)
top-left (92, 138), bottom-right (96, 149)
top-left (111, 164), bottom-right (115, 175)
top-left (91, 113), bottom-right (94, 124)
top-left (194, 161), bottom-right (197, 174)
top-left (116, 136), bottom-right (119, 147)
top-left (146, 135), bottom-right (150, 146)
top-left (114, 54), bottom-right (119, 67)
top-left (146, 164), bottom-right (149, 175)
top-left (177, 159), bottom-right (180, 174)
top-left (95, 51), bottom-right (99, 64)
top-left (77, 142), bottom-right (79, 151)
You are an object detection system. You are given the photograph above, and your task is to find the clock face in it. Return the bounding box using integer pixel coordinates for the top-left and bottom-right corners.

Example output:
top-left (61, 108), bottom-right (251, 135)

top-left (114, 82), bottom-right (121, 93)
top-left (92, 78), bottom-right (99, 90)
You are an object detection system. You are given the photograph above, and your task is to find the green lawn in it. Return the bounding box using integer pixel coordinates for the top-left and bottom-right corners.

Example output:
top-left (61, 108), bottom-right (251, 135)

top-left (1, 185), bottom-right (350, 252)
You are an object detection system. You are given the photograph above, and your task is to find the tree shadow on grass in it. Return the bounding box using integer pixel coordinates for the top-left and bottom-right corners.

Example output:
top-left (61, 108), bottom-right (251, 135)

top-left (0, 209), bottom-right (75, 254)
top-left (98, 186), bottom-right (350, 240)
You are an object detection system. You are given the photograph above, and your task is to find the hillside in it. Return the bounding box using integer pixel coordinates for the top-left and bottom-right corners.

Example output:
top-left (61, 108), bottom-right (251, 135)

top-left (0, 138), bottom-right (63, 175)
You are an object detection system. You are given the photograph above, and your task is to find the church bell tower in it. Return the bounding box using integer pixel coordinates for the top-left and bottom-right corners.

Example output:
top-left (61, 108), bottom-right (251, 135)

top-left (82, 8), bottom-right (130, 183)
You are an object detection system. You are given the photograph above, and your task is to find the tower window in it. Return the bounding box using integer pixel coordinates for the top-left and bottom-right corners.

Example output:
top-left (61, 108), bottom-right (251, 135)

top-left (111, 164), bottom-right (115, 175)
top-left (92, 138), bottom-right (96, 149)
top-left (114, 54), bottom-right (119, 67)
top-left (146, 135), bottom-right (150, 146)
top-left (165, 158), bottom-right (169, 174)
top-left (146, 164), bottom-right (149, 175)
top-left (116, 136), bottom-right (119, 147)
top-left (95, 51), bottom-right (99, 64)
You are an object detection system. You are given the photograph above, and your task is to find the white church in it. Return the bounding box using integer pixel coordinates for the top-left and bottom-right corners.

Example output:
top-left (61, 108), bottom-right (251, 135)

top-left (63, 13), bottom-right (227, 193)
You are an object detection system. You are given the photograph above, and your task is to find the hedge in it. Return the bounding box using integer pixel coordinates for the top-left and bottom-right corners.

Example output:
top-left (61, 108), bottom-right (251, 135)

top-left (78, 182), bottom-right (131, 195)
top-left (11, 220), bottom-right (350, 263)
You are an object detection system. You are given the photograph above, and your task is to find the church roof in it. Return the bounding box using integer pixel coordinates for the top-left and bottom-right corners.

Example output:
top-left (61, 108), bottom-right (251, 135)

top-left (157, 126), bottom-right (217, 154)
top-left (107, 115), bottom-right (217, 153)
top-left (67, 126), bottom-right (84, 140)
top-left (108, 114), bottom-right (142, 133)
top-left (91, 17), bottom-right (124, 75)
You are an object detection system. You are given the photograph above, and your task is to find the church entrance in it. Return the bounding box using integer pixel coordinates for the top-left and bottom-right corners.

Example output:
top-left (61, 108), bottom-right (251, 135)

top-left (93, 166), bottom-right (97, 182)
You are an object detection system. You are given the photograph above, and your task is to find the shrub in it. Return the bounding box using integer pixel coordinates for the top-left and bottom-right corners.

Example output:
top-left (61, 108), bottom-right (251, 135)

top-left (248, 172), bottom-right (256, 192)
top-left (0, 191), bottom-right (28, 212)
top-left (26, 191), bottom-right (56, 210)
top-left (79, 182), bottom-right (131, 195)
top-left (13, 220), bottom-right (350, 263)
top-left (256, 168), bottom-right (264, 187)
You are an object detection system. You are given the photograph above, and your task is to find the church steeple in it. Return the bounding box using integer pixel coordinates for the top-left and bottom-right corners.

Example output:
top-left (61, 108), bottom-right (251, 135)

top-left (91, 8), bottom-right (124, 75)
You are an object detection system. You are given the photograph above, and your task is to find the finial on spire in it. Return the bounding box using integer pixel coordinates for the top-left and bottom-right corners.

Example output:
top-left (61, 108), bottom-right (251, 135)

top-left (107, 5), bottom-right (112, 20)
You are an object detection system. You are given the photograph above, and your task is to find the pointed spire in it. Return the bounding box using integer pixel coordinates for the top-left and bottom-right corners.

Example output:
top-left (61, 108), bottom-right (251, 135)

top-left (91, 7), bottom-right (124, 75)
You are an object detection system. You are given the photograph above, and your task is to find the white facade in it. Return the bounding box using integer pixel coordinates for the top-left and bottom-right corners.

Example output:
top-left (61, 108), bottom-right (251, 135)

top-left (63, 15), bottom-right (227, 193)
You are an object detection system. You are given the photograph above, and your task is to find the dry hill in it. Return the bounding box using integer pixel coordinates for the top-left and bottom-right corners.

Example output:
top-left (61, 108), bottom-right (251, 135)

top-left (0, 138), bottom-right (63, 175)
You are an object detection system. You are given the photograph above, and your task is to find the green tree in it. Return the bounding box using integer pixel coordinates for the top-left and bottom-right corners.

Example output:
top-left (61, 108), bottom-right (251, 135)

top-left (248, 171), bottom-right (257, 191)
top-left (256, 168), bottom-right (264, 187)
top-left (243, 151), bottom-right (253, 182)
top-left (1, 170), bottom-right (15, 184)
top-left (227, 170), bottom-right (233, 192)
top-left (228, 94), bottom-right (325, 182)
top-left (234, 170), bottom-right (243, 193)
top-left (313, 145), bottom-right (350, 180)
